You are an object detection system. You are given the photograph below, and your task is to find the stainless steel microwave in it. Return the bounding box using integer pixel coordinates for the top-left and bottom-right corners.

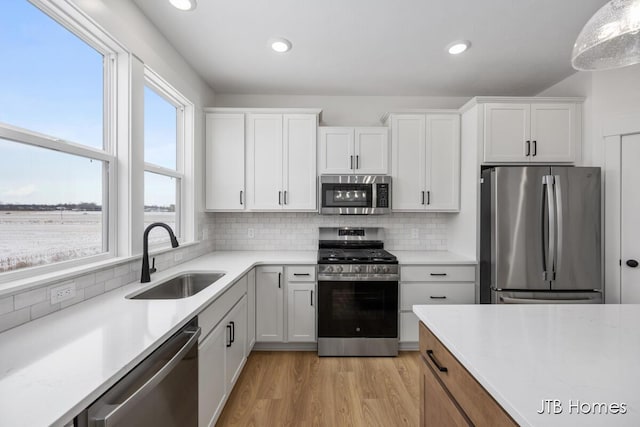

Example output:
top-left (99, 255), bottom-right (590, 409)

top-left (319, 175), bottom-right (391, 215)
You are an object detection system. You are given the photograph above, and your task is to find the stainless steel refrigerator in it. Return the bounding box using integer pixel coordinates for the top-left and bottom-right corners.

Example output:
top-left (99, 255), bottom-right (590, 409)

top-left (480, 166), bottom-right (602, 304)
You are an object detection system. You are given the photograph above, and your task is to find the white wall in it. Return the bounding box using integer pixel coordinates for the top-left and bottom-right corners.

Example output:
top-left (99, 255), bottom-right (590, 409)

top-left (215, 94), bottom-right (470, 126)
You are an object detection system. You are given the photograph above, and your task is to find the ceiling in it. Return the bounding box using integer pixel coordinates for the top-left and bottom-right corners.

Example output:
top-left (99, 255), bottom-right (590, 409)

top-left (133, 0), bottom-right (608, 96)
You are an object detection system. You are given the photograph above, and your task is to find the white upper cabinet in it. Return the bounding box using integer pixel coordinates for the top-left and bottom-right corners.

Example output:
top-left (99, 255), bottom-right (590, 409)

top-left (318, 127), bottom-right (354, 174)
top-left (484, 104), bottom-right (530, 162)
top-left (247, 114), bottom-right (283, 210)
top-left (205, 113), bottom-right (246, 211)
top-left (390, 113), bottom-right (460, 212)
top-left (318, 127), bottom-right (389, 175)
top-left (247, 113), bottom-right (318, 211)
top-left (483, 102), bottom-right (577, 163)
top-left (283, 114), bottom-right (317, 210)
top-left (529, 104), bottom-right (576, 163)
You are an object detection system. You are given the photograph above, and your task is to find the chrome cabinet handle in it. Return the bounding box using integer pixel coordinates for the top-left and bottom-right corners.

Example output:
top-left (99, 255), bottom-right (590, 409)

top-left (426, 349), bottom-right (448, 372)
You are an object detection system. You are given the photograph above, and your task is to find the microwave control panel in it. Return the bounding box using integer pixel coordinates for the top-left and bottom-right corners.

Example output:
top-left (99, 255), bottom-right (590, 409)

top-left (376, 184), bottom-right (389, 208)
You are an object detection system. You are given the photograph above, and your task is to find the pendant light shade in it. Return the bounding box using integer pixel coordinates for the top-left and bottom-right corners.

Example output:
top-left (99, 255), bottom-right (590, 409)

top-left (572, 0), bottom-right (640, 70)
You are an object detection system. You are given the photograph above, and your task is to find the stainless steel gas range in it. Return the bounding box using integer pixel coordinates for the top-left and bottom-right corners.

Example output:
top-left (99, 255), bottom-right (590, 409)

top-left (317, 227), bottom-right (399, 357)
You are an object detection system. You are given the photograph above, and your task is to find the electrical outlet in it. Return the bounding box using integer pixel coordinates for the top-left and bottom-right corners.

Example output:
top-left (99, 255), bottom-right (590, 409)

top-left (174, 251), bottom-right (183, 262)
top-left (247, 228), bottom-right (255, 239)
top-left (411, 228), bottom-right (419, 239)
top-left (51, 283), bottom-right (76, 304)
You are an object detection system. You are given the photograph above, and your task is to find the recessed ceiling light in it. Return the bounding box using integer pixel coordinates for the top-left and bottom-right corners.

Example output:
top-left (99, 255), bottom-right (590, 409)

top-left (270, 38), bottom-right (292, 53)
top-left (447, 40), bottom-right (471, 55)
top-left (169, 0), bottom-right (197, 11)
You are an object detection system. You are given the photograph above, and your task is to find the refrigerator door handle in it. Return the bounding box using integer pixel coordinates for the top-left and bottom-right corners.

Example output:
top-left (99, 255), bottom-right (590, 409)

top-left (542, 175), bottom-right (556, 281)
top-left (553, 175), bottom-right (563, 278)
top-left (499, 296), bottom-right (597, 304)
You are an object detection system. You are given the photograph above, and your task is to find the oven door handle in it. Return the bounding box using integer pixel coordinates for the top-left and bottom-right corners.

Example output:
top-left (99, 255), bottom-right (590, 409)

top-left (88, 326), bottom-right (200, 426)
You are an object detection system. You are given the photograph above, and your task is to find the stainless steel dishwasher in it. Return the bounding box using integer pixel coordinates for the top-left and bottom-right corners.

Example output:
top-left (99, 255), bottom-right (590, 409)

top-left (76, 318), bottom-right (200, 427)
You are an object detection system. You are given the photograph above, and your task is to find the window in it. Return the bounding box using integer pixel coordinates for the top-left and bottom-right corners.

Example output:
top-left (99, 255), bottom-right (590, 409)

top-left (143, 70), bottom-right (189, 247)
top-left (0, 0), bottom-right (116, 275)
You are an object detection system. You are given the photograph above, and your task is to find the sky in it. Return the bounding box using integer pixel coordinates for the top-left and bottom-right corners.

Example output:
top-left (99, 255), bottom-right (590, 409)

top-left (0, 0), bottom-right (177, 207)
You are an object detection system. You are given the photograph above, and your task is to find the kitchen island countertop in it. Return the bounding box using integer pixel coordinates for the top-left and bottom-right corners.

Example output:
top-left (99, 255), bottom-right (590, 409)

top-left (413, 304), bottom-right (640, 426)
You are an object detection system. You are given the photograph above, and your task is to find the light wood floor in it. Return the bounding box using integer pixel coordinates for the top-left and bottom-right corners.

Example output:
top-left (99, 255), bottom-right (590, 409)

top-left (216, 351), bottom-right (421, 427)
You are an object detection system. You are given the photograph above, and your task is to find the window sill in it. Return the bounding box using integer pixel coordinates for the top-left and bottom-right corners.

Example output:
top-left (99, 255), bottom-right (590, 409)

top-left (0, 241), bottom-right (201, 298)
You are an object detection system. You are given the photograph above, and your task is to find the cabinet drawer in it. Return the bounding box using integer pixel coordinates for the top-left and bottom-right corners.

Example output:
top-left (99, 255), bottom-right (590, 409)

top-left (402, 265), bottom-right (475, 282)
top-left (199, 275), bottom-right (247, 341)
top-left (401, 282), bottom-right (475, 310)
top-left (419, 322), bottom-right (516, 426)
top-left (286, 266), bottom-right (316, 282)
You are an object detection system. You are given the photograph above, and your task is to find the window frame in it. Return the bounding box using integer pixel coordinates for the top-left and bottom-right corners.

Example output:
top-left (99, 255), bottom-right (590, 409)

top-left (142, 67), bottom-right (195, 247)
top-left (0, 0), bottom-right (123, 283)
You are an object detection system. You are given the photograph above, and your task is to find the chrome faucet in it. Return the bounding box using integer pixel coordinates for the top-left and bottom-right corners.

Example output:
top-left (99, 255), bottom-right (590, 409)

top-left (141, 222), bottom-right (179, 283)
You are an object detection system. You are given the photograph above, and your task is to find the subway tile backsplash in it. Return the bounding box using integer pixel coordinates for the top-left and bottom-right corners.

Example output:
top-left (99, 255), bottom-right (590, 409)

top-left (211, 212), bottom-right (448, 251)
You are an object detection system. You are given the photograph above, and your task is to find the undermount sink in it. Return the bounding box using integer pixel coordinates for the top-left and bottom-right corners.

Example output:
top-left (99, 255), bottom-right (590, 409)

top-left (128, 272), bottom-right (226, 300)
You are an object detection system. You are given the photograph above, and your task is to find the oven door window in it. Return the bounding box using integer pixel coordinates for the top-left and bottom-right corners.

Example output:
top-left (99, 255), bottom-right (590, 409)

top-left (318, 281), bottom-right (398, 338)
top-left (322, 184), bottom-right (372, 208)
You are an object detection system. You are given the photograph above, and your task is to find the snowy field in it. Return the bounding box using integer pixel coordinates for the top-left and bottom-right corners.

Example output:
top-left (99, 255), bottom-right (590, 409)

top-left (0, 211), bottom-right (175, 272)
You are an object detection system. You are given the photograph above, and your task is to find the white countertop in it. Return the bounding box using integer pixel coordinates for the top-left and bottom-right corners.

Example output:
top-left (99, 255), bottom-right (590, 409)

top-left (0, 249), bottom-right (470, 427)
top-left (392, 250), bottom-right (476, 265)
top-left (413, 305), bottom-right (640, 427)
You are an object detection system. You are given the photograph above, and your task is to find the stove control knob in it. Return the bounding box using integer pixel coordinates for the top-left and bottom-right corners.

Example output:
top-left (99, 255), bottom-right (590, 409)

top-left (382, 266), bottom-right (389, 273)
top-left (325, 266), bottom-right (334, 273)
top-left (336, 266), bottom-right (343, 273)
top-left (372, 265), bottom-right (379, 273)
top-left (354, 266), bottom-right (362, 273)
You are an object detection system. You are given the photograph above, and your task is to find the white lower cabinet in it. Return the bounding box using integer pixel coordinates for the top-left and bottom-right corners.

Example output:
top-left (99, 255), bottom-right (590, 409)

top-left (256, 266), bottom-right (285, 342)
top-left (287, 282), bottom-right (316, 342)
top-left (256, 265), bottom-right (317, 344)
top-left (399, 265), bottom-right (476, 343)
top-left (198, 278), bottom-right (248, 427)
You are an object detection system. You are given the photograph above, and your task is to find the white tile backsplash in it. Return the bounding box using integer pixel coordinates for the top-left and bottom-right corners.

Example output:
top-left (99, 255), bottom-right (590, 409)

top-left (211, 212), bottom-right (449, 251)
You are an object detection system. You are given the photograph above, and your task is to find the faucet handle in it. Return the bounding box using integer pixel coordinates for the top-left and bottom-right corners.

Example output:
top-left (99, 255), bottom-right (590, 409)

top-left (150, 257), bottom-right (157, 274)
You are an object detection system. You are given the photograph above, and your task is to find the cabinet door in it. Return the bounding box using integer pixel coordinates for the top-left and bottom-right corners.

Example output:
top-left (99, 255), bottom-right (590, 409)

top-left (247, 269), bottom-right (256, 353)
top-left (391, 115), bottom-right (427, 211)
top-left (421, 358), bottom-right (471, 427)
top-left (256, 266), bottom-right (284, 342)
top-left (205, 113), bottom-right (245, 211)
top-left (283, 114), bottom-right (317, 210)
top-left (287, 282), bottom-right (316, 342)
top-left (354, 127), bottom-right (389, 174)
top-left (198, 322), bottom-right (227, 427)
top-left (530, 103), bottom-right (576, 163)
top-left (426, 114), bottom-right (460, 211)
top-left (226, 295), bottom-right (247, 389)
top-left (484, 104), bottom-right (530, 163)
top-left (247, 114), bottom-right (283, 210)
top-left (318, 127), bottom-right (355, 174)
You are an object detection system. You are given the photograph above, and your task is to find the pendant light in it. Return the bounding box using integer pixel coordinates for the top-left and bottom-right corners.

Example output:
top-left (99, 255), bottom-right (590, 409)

top-left (572, 0), bottom-right (640, 70)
